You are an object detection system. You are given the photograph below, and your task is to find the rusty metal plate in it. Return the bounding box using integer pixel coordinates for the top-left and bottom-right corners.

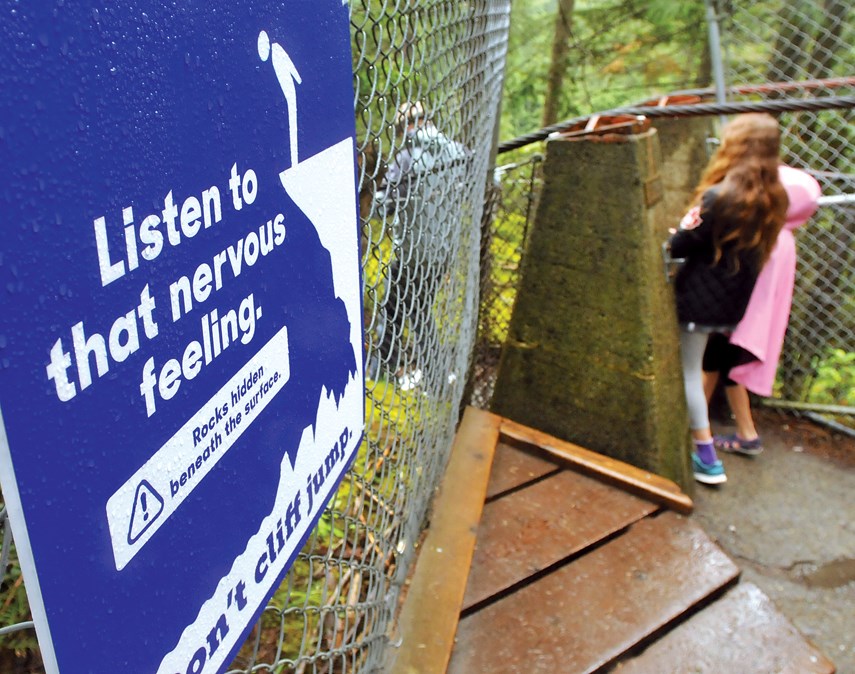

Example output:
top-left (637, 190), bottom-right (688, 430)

top-left (485, 441), bottom-right (559, 499)
top-left (613, 582), bottom-right (835, 674)
top-left (390, 408), bottom-right (500, 674)
top-left (463, 470), bottom-right (657, 611)
top-left (555, 114), bottom-right (651, 140)
top-left (449, 512), bottom-right (739, 674)
top-left (639, 94), bottom-right (703, 107)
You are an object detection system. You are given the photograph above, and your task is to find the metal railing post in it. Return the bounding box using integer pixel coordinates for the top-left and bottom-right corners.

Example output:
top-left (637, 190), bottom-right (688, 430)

top-left (704, 0), bottom-right (729, 127)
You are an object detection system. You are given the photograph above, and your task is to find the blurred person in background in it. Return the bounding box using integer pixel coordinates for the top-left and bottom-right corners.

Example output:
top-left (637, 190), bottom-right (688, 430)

top-left (374, 101), bottom-right (468, 391)
top-left (669, 113), bottom-right (788, 485)
top-left (702, 164), bottom-right (821, 454)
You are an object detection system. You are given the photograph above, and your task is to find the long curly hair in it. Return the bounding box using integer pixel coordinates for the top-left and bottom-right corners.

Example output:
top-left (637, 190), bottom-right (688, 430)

top-left (692, 113), bottom-right (789, 269)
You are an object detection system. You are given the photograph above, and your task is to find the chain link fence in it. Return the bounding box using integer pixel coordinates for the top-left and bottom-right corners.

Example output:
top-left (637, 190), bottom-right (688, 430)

top-left (716, 0), bottom-right (854, 413)
top-left (469, 155), bottom-right (543, 408)
top-left (0, 2), bottom-right (510, 672)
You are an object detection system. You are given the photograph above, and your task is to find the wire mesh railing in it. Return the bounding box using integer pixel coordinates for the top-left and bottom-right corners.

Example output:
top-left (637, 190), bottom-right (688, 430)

top-left (470, 155), bottom-right (543, 409)
top-left (716, 0), bottom-right (854, 414)
top-left (236, 1), bottom-right (513, 670)
top-left (782, 195), bottom-right (854, 410)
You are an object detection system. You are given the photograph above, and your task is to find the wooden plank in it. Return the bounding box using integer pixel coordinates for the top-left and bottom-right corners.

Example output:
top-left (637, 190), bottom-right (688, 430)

top-left (614, 583), bottom-right (836, 674)
top-left (485, 441), bottom-right (559, 499)
top-left (499, 417), bottom-right (694, 514)
top-left (448, 512), bottom-right (739, 674)
top-left (463, 470), bottom-right (657, 610)
top-left (389, 407), bottom-right (501, 674)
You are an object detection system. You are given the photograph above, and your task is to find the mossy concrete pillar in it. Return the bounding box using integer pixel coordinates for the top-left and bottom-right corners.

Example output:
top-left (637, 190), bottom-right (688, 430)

top-left (653, 116), bottom-right (715, 228)
top-left (491, 127), bottom-right (692, 490)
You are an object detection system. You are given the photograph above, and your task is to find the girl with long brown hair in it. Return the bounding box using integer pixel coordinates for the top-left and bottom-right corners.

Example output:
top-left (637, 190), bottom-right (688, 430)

top-left (669, 113), bottom-right (788, 484)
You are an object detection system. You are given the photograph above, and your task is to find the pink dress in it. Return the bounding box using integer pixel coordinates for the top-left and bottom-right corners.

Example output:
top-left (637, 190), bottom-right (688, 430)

top-left (727, 166), bottom-right (821, 395)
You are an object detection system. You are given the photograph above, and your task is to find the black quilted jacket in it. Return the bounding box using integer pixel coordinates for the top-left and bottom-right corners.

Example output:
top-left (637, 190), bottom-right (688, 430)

top-left (670, 188), bottom-right (763, 329)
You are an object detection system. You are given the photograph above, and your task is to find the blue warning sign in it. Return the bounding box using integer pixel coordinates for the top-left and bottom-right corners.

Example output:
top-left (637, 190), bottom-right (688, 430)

top-left (0, 3), bottom-right (364, 673)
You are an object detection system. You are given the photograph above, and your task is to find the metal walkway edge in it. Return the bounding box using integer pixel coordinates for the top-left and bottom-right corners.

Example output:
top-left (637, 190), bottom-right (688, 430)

top-left (388, 407), bottom-right (836, 674)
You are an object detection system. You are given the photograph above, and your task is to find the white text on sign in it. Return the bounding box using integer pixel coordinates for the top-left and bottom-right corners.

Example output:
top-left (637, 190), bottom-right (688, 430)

top-left (106, 325), bottom-right (291, 570)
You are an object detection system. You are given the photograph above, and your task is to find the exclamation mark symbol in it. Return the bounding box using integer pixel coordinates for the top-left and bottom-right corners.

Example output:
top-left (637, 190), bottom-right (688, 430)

top-left (141, 492), bottom-right (149, 521)
top-left (127, 480), bottom-right (164, 547)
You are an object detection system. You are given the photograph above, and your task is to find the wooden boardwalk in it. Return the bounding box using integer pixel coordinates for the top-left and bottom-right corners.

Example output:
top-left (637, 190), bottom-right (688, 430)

top-left (390, 407), bottom-right (836, 674)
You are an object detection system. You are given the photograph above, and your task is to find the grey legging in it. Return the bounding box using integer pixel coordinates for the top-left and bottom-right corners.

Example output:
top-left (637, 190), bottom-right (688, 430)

top-left (680, 330), bottom-right (710, 431)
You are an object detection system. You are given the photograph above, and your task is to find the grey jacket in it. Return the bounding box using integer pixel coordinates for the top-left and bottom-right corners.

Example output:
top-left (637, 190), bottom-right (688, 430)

top-left (377, 124), bottom-right (469, 267)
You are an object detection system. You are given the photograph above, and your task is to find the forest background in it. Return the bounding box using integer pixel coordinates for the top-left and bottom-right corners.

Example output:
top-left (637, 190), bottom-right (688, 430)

top-left (496, 0), bottom-right (853, 415)
top-left (501, 0), bottom-right (712, 138)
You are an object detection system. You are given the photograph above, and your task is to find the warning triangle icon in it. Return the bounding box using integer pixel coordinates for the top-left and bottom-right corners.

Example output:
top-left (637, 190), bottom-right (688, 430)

top-left (127, 480), bottom-right (165, 546)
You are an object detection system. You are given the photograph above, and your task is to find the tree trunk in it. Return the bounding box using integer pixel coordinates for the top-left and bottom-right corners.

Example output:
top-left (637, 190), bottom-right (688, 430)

top-left (765, 3), bottom-right (811, 85)
top-left (789, 0), bottom-right (851, 165)
top-left (542, 0), bottom-right (575, 127)
top-left (697, 33), bottom-right (713, 89)
top-left (809, 0), bottom-right (849, 80)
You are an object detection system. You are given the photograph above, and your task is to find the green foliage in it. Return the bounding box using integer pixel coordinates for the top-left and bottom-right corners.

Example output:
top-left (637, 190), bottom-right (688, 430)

top-left (228, 361), bottom-right (424, 668)
top-left (482, 211), bottom-right (528, 344)
top-left (501, 0), bottom-right (553, 139)
top-left (501, 0), bottom-right (709, 140)
top-left (807, 349), bottom-right (855, 408)
top-left (0, 538), bottom-right (39, 659)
